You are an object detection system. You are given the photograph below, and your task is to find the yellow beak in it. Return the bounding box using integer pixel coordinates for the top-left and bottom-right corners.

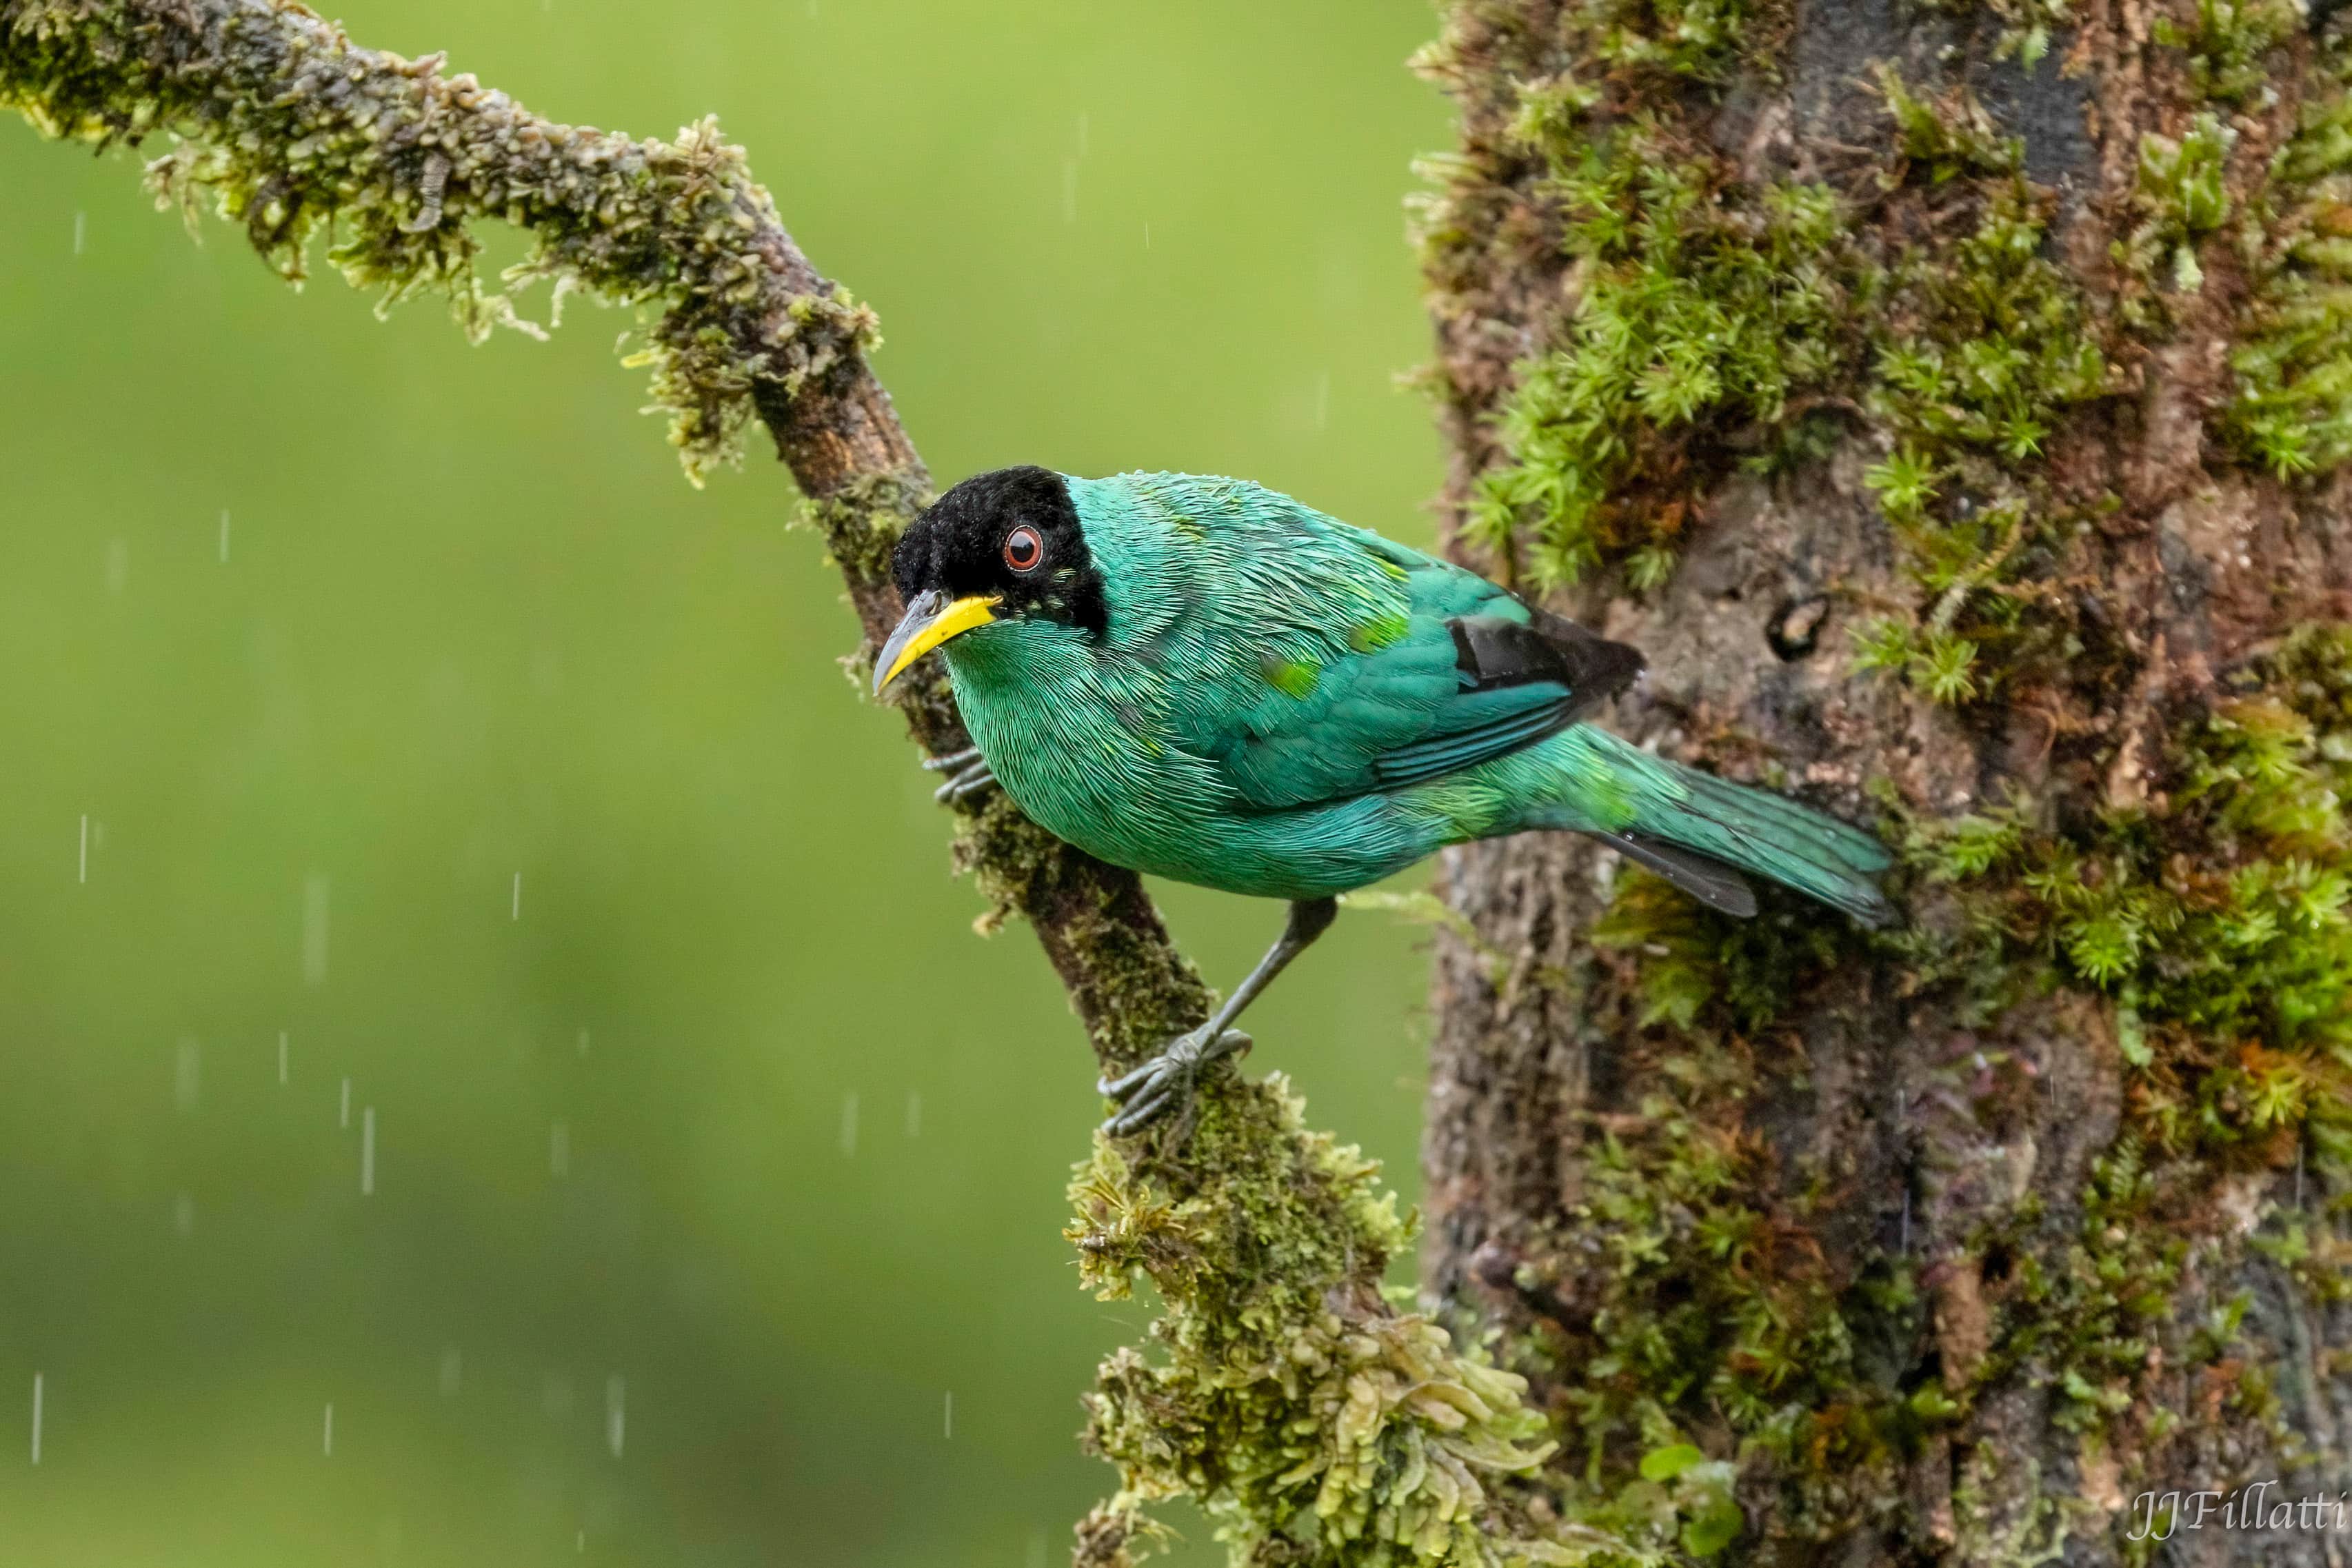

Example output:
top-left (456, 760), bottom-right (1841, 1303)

top-left (872, 590), bottom-right (998, 696)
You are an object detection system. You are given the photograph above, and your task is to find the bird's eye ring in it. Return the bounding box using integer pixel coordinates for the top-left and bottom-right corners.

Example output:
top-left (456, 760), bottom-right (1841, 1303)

top-left (1003, 524), bottom-right (1045, 574)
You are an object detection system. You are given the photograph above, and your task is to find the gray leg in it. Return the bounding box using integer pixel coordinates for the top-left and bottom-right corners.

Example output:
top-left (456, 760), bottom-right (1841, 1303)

top-left (923, 747), bottom-right (995, 803)
top-left (934, 760), bottom-right (995, 802)
top-left (1098, 896), bottom-right (1338, 1136)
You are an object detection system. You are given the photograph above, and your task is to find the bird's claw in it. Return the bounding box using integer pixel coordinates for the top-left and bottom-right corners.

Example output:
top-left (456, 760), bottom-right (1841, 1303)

top-left (934, 761), bottom-right (996, 803)
top-left (1097, 1027), bottom-right (1253, 1136)
top-left (922, 747), bottom-right (996, 803)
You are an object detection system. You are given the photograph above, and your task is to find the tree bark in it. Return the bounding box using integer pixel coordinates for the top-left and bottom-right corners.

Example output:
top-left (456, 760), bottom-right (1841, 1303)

top-left (1418, 0), bottom-right (2352, 1562)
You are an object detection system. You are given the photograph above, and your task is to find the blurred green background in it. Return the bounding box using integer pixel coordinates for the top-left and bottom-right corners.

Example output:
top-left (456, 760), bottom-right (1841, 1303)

top-left (0, 3), bottom-right (1448, 1562)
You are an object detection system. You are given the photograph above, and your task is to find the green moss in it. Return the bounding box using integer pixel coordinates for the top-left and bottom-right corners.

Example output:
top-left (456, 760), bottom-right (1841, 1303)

top-left (1469, 130), bottom-right (1851, 590)
top-left (1866, 182), bottom-right (2109, 466)
top-left (1842, 171), bottom-right (2109, 705)
top-left (1548, 0), bottom-right (1765, 88)
top-left (2153, 0), bottom-right (2302, 108)
top-left (1856, 632), bottom-right (2352, 1497)
top-left (2116, 114), bottom-right (2236, 308)
top-left (1980, 1143), bottom-right (2190, 1433)
top-left (1876, 66), bottom-right (2022, 183)
top-left (1415, 0), bottom-right (2351, 1551)
top-left (2224, 37), bottom-right (2352, 476)
top-left (798, 469), bottom-right (928, 590)
top-left (2253, 1206), bottom-right (2352, 1303)
top-left (1463, 63), bottom-right (2109, 675)
top-left (1561, 631), bottom-right (2352, 1547)
top-left (1069, 1078), bottom-right (1610, 1567)
top-left (1536, 630), bottom-right (2352, 1549)
top-left (1578, 80), bottom-right (2109, 703)
top-left (1947, 1448), bottom-right (2089, 1568)
top-left (1909, 626), bottom-right (2352, 1166)
top-left (1, 0), bottom-right (878, 483)
top-left (1480, 878), bottom-right (1939, 1545)
top-left (1591, 874), bottom-right (1847, 1032)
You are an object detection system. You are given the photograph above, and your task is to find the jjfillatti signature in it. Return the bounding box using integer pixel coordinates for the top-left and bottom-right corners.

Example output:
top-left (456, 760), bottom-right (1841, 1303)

top-left (2128, 1482), bottom-right (2352, 1542)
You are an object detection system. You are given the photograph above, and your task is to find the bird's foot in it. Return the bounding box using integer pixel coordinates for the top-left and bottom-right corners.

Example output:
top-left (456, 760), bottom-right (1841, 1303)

top-left (934, 761), bottom-right (996, 803)
top-left (1096, 1025), bottom-right (1253, 1136)
top-left (923, 747), bottom-right (996, 803)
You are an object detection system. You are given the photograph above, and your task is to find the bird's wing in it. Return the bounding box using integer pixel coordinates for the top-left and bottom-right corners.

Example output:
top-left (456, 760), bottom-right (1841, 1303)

top-left (1365, 606), bottom-right (1644, 790)
top-left (1119, 475), bottom-right (1641, 811)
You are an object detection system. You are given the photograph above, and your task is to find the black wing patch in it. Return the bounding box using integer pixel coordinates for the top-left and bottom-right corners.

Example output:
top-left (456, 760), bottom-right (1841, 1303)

top-left (1449, 610), bottom-right (1644, 713)
top-left (1371, 609), bottom-right (1645, 790)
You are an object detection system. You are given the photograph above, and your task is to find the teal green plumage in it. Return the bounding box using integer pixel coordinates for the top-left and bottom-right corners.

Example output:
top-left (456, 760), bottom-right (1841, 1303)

top-left (906, 470), bottom-right (1892, 921)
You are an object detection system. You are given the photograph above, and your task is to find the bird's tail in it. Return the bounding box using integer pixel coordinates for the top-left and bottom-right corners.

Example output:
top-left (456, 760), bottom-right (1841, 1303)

top-left (1549, 728), bottom-right (1896, 927)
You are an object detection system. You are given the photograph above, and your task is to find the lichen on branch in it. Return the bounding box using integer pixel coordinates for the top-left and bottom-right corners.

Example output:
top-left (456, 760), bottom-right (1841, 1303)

top-left (1069, 1077), bottom-right (1595, 1568)
top-left (2, 0), bottom-right (877, 485)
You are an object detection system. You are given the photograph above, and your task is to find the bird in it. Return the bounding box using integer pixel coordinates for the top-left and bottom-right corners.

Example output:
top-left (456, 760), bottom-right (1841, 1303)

top-left (874, 467), bottom-right (1893, 1135)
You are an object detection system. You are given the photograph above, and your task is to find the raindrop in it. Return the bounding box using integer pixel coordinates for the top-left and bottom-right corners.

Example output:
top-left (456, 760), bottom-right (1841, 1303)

top-left (438, 1349), bottom-right (461, 1397)
top-left (217, 510), bottom-right (230, 564)
top-left (104, 539), bottom-right (126, 595)
top-left (339, 1076), bottom-right (352, 1130)
top-left (361, 1107), bottom-right (376, 1195)
top-left (322, 1403), bottom-right (333, 1456)
top-left (71, 211), bottom-right (83, 255)
top-left (30, 1374), bottom-right (42, 1465)
top-left (173, 1194), bottom-right (194, 1238)
top-left (174, 1038), bottom-right (201, 1112)
top-left (576, 1028), bottom-right (590, 1055)
top-left (840, 1092), bottom-right (858, 1157)
top-left (77, 815), bottom-right (87, 885)
top-left (550, 1120), bottom-right (570, 1178)
top-left (605, 1376), bottom-right (625, 1458)
top-left (302, 874), bottom-right (330, 986)
top-left (277, 1032), bottom-right (288, 1086)
top-left (1027, 1529), bottom-right (1047, 1568)
top-left (943, 1391), bottom-right (953, 1439)
top-left (905, 1090), bottom-right (922, 1139)
top-left (512, 872), bottom-right (522, 921)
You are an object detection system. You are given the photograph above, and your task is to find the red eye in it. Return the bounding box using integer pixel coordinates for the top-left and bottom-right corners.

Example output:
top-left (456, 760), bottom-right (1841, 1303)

top-left (1003, 525), bottom-right (1045, 574)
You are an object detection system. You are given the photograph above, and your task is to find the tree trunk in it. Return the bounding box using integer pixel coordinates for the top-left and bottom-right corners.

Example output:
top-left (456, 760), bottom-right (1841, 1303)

top-left (1417, 0), bottom-right (2352, 1561)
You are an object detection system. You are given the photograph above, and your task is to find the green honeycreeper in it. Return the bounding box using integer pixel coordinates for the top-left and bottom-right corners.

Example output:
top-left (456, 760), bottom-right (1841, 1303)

top-left (874, 468), bottom-right (1893, 1134)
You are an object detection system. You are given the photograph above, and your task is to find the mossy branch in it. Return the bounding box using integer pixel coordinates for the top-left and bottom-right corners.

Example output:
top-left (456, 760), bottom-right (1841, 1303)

top-left (0, 5), bottom-right (1576, 1564)
top-left (0, 0), bottom-right (1204, 1061)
